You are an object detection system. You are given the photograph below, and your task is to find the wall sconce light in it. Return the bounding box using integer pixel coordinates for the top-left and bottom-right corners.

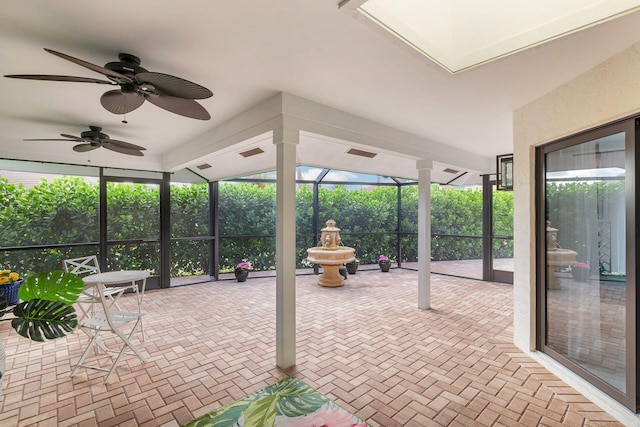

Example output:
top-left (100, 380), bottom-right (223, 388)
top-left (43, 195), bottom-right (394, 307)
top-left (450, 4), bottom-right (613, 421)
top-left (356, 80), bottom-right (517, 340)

top-left (497, 154), bottom-right (513, 190)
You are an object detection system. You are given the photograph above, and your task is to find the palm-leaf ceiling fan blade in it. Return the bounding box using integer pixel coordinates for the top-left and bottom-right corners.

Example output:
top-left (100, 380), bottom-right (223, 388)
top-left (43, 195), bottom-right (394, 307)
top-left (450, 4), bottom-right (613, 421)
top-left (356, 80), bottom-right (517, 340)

top-left (23, 138), bottom-right (76, 142)
top-left (145, 94), bottom-right (210, 120)
top-left (102, 143), bottom-right (144, 156)
top-left (100, 90), bottom-right (145, 114)
top-left (136, 72), bottom-right (213, 99)
top-left (59, 134), bottom-right (85, 141)
top-left (106, 139), bottom-right (146, 151)
top-left (73, 144), bottom-right (99, 152)
top-left (44, 48), bottom-right (133, 84)
top-left (4, 74), bottom-right (113, 84)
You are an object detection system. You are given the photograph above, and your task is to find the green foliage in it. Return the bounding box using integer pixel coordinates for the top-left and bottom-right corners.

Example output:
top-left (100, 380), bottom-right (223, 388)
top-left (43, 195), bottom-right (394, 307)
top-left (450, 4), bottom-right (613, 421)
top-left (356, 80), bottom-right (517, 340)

top-left (400, 184), bottom-right (513, 261)
top-left (11, 299), bottom-right (78, 342)
top-left (0, 176), bottom-right (98, 247)
top-left (317, 185), bottom-right (398, 265)
top-left (546, 181), bottom-right (624, 269)
top-left (18, 270), bottom-right (84, 305)
top-left (1, 270), bottom-right (82, 342)
top-left (107, 181), bottom-right (159, 240)
top-left (0, 174), bottom-right (516, 275)
top-left (171, 183), bottom-right (209, 238)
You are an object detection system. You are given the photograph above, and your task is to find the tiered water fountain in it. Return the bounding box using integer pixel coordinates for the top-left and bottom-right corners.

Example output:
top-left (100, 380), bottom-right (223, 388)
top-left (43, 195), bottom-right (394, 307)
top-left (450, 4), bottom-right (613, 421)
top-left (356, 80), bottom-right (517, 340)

top-left (546, 220), bottom-right (577, 289)
top-left (306, 219), bottom-right (356, 287)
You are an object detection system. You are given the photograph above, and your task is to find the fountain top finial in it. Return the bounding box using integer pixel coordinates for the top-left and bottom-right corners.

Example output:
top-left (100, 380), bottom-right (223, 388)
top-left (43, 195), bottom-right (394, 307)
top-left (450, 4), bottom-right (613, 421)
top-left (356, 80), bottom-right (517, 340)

top-left (320, 219), bottom-right (341, 249)
top-left (546, 220), bottom-right (560, 250)
top-left (324, 219), bottom-right (337, 230)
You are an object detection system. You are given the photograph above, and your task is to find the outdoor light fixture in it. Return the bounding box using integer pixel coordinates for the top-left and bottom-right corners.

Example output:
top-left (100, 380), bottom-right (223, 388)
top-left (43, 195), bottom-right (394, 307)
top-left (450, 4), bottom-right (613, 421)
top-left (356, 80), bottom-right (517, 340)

top-left (497, 153), bottom-right (513, 190)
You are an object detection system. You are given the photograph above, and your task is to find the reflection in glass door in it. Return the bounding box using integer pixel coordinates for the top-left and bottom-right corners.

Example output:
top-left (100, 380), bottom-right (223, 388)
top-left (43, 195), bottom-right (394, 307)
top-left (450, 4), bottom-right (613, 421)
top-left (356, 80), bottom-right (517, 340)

top-left (539, 120), bottom-right (636, 410)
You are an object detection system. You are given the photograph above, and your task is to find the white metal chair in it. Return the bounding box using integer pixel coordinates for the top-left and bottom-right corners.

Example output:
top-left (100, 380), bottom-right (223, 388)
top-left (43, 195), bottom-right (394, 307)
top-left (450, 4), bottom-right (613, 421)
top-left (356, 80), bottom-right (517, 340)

top-left (62, 256), bottom-right (137, 311)
top-left (70, 281), bottom-right (146, 383)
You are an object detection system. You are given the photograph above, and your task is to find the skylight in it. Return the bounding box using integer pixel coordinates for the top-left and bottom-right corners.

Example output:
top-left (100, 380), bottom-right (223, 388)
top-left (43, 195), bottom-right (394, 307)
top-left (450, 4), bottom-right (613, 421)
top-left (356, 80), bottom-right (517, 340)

top-left (354, 0), bottom-right (640, 73)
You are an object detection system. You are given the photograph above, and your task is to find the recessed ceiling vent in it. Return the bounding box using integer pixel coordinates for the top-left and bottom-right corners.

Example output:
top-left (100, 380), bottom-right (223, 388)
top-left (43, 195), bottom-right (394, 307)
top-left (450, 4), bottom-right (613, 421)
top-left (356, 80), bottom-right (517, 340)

top-left (239, 147), bottom-right (265, 158)
top-left (347, 148), bottom-right (377, 158)
top-left (196, 163), bottom-right (212, 170)
top-left (443, 168), bottom-right (459, 174)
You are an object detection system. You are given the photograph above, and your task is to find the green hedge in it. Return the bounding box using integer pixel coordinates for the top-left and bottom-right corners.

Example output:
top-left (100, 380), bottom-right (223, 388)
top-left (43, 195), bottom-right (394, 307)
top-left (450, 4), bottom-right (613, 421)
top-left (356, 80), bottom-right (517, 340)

top-left (0, 176), bottom-right (515, 275)
top-left (546, 181), bottom-right (624, 271)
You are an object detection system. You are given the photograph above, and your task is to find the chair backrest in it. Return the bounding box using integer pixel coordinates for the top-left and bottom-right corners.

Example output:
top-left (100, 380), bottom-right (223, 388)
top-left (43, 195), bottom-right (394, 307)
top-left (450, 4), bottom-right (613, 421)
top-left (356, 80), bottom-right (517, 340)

top-left (62, 255), bottom-right (101, 277)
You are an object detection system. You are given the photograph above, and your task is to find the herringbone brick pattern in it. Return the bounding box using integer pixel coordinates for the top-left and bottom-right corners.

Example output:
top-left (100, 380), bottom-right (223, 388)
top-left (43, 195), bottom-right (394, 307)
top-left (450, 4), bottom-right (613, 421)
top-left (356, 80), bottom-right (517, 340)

top-left (0, 270), bottom-right (624, 426)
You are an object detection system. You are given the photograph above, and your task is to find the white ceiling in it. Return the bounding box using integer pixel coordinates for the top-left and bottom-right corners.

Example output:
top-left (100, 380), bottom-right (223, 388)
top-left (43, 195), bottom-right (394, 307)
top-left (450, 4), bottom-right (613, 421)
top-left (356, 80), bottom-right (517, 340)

top-left (357, 0), bottom-right (640, 73)
top-left (1, 1), bottom-right (640, 184)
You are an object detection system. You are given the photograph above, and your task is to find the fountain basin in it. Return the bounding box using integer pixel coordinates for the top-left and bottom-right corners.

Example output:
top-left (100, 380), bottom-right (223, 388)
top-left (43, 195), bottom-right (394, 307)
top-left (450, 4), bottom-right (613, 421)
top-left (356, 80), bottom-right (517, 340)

top-left (307, 219), bottom-right (355, 287)
top-left (547, 248), bottom-right (577, 289)
top-left (307, 247), bottom-right (355, 287)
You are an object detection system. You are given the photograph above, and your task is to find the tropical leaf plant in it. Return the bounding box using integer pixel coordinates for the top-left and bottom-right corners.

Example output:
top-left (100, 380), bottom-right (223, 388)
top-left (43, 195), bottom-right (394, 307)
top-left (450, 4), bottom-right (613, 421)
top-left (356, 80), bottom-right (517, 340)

top-left (0, 270), bottom-right (83, 342)
top-left (11, 299), bottom-right (78, 342)
top-left (18, 270), bottom-right (84, 304)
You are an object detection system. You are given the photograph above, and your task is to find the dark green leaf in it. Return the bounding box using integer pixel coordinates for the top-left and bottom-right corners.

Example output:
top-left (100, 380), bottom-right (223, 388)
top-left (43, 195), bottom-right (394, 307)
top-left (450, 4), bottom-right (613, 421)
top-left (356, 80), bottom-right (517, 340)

top-left (18, 270), bottom-right (83, 305)
top-left (11, 299), bottom-right (78, 342)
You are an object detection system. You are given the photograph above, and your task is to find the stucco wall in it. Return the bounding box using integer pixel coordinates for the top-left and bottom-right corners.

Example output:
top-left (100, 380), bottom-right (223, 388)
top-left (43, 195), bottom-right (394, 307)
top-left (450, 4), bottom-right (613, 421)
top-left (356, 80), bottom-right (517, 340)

top-left (513, 42), bottom-right (640, 351)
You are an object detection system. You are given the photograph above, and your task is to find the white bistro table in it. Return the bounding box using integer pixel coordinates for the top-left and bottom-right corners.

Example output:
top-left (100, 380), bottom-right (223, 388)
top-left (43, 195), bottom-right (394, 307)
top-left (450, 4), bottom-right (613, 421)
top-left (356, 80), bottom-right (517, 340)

top-left (83, 270), bottom-right (150, 307)
top-left (82, 270), bottom-right (150, 338)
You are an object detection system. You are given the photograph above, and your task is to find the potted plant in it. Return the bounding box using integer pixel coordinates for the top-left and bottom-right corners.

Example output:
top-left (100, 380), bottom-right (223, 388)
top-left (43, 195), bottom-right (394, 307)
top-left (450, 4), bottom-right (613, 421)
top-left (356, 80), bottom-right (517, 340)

top-left (378, 255), bottom-right (391, 272)
top-left (234, 261), bottom-right (251, 282)
top-left (345, 259), bottom-right (359, 275)
top-left (0, 270), bottom-right (84, 397)
top-left (0, 269), bottom-right (24, 306)
top-left (571, 262), bottom-right (590, 282)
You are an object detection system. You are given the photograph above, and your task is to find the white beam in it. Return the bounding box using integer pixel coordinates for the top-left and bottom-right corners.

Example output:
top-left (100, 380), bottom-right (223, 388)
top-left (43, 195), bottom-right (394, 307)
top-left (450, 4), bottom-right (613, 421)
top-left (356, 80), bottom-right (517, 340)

top-left (338, 0), bottom-right (368, 10)
top-left (162, 94), bottom-right (286, 172)
top-left (275, 129), bottom-right (298, 369)
top-left (417, 159), bottom-right (432, 310)
top-left (281, 93), bottom-right (492, 173)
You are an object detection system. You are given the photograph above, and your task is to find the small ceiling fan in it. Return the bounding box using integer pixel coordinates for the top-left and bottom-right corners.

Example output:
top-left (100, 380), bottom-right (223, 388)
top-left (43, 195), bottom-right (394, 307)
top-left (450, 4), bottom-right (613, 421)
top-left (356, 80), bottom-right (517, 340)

top-left (24, 126), bottom-right (146, 156)
top-left (5, 48), bottom-right (213, 120)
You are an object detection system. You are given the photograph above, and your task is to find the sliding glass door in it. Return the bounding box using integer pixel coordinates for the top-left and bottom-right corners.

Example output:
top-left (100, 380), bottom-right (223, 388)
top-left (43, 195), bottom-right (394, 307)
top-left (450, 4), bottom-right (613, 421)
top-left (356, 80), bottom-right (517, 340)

top-left (537, 118), bottom-right (637, 410)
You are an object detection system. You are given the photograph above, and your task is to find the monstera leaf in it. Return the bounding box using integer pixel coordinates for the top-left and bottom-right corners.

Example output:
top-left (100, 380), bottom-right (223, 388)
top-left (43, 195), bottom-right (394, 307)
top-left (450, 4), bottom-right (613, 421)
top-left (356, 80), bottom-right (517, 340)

top-left (11, 299), bottom-right (78, 342)
top-left (18, 270), bottom-right (84, 305)
top-left (0, 270), bottom-right (83, 342)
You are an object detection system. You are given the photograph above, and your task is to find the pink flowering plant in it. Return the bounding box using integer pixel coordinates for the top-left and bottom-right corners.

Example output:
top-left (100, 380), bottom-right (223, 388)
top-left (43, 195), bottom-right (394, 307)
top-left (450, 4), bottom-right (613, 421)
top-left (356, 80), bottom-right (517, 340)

top-left (572, 262), bottom-right (589, 270)
top-left (235, 261), bottom-right (251, 273)
top-left (378, 255), bottom-right (390, 263)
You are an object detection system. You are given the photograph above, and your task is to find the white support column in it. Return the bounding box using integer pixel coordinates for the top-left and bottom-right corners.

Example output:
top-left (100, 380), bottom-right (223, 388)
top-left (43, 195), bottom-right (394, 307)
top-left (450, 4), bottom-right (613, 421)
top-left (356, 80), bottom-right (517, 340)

top-left (417, 159), bottom-right (433, 310)
top-left (274, 129), bottom-right (298, 369)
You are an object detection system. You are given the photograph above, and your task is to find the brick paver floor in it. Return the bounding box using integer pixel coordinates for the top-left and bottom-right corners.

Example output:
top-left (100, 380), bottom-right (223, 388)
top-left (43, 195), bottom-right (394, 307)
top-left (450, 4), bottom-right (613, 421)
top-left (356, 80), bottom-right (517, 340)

top-left (0, 269), bottom-right (625, 426)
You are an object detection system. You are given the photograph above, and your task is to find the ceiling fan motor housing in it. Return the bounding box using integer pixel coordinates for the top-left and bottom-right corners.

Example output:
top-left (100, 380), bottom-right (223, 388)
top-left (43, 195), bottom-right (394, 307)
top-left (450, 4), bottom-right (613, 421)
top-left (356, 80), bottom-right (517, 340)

top-left (104, 53), bottom-right (147, 84)
top-left (81, 126), bottom-right (108, 141)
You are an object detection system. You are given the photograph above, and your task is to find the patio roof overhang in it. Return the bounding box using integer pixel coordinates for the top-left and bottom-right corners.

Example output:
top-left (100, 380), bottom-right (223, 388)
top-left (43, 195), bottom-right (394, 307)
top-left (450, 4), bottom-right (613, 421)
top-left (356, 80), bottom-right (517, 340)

top-left (162, 93), bottom-right (492, 185)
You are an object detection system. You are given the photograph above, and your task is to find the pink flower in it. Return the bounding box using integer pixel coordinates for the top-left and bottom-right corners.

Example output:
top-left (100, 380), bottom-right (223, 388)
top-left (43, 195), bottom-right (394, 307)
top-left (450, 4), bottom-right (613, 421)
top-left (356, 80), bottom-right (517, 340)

top-left (379, 255), bottom-right (389, 261)
top-left (236, 262), bottom-right (250, 270)
top-left (572, 262), bottom-right (589, 270)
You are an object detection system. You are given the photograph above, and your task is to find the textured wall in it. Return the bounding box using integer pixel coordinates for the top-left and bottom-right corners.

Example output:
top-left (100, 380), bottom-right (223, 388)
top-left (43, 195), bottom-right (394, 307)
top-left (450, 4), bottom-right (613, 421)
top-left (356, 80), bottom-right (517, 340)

top-left (512, 42), bottom-right (640, 351)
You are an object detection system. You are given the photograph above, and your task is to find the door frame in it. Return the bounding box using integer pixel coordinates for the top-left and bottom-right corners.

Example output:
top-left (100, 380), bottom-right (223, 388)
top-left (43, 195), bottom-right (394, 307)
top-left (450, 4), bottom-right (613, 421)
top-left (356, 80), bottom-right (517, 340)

top-left (535, 116), bottom-right (638, 411)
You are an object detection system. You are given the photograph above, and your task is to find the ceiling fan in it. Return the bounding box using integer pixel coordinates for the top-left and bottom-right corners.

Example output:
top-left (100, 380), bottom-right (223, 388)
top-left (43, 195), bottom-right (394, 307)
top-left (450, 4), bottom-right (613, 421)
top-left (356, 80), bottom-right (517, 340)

top-left (24, 126), bottom-right (146, 156)
top-left (5, 48), bottom-right (213, 120)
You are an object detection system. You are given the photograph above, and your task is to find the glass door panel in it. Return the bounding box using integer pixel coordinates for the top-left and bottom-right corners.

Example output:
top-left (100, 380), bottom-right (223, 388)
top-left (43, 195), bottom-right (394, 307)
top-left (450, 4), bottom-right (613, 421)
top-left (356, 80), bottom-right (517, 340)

top-left (544, 131), bottom-right (627, 394)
